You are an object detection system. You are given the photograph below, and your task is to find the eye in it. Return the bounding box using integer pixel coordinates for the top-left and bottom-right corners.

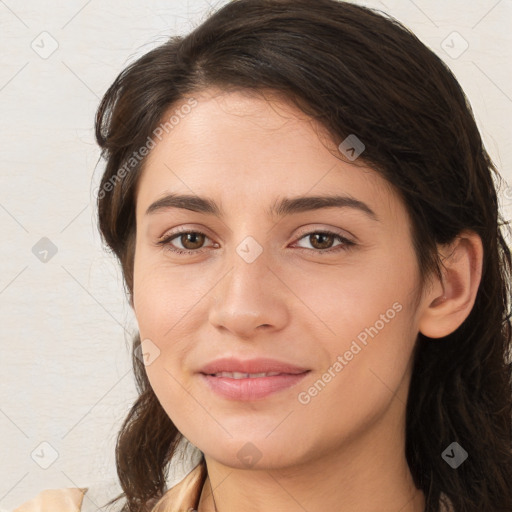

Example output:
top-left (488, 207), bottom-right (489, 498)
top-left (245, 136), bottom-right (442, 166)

top-left (156, 228), bottom-right (355, 256)
top-left (156, 229), bottom-right (217, 255)
top-left (292, 230), bottom-right (356, 254)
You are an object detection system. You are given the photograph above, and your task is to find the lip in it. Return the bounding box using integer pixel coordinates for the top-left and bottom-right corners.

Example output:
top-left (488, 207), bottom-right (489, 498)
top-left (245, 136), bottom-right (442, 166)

top-left (200, 373), bottom-right (309, 401)
top-left (199, 357), bottom-right (309, 375)
top-left (198, 358), bottom-right (310, 401)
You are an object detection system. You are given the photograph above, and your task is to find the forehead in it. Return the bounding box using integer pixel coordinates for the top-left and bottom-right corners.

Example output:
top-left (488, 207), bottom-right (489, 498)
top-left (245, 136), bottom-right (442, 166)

top-left (135, 89), bottom-right (403, 226)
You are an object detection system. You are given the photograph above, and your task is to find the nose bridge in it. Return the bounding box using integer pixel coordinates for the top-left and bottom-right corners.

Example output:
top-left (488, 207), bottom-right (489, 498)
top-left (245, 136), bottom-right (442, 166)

top-left (208, 233), bottom-right (286, 336)
top-left (220, 234), bottom-right (271, 311)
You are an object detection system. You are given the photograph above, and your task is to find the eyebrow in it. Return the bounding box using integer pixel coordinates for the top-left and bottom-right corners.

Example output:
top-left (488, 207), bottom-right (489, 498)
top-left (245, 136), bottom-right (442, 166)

top-left (145, 193), bottom-right (379, 221)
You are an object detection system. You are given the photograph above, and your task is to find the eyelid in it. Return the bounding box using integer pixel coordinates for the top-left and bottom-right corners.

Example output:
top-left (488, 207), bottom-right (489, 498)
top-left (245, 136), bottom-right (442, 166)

top-left (157, 224), bottom-right (215, 242)
top-left (293, 224), bottom-right (355, 243)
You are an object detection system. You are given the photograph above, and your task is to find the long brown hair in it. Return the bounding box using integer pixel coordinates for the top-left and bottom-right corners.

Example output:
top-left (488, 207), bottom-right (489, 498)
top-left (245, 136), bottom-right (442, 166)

top-left (94, 1), bottom-right (512, 510)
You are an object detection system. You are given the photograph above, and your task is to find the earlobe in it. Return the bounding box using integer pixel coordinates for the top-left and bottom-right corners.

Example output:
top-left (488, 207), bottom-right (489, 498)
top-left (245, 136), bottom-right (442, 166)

top-left (418, 230), bottom-right (483, 339)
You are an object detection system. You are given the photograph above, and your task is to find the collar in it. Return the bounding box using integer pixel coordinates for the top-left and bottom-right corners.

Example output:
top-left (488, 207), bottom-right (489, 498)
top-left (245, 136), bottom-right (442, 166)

top-left (151, 459), bottom-right (208, 512)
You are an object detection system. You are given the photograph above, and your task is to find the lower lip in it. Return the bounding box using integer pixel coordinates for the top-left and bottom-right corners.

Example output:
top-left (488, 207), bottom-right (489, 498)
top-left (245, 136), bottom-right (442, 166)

top-left (200, 372), bottom-right (310, 401)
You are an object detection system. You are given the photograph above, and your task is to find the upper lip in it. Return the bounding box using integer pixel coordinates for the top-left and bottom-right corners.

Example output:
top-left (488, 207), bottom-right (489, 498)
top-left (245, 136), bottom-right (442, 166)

top-left (199, 357), bottom-right (310, 375)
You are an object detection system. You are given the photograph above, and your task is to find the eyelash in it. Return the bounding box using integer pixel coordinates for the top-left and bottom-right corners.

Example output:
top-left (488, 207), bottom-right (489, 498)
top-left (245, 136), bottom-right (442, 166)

top-left (156, 228), bottom-right (356, 256)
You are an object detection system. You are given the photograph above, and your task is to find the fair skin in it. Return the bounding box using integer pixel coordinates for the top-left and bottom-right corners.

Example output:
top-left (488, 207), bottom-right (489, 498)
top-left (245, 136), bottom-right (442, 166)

top-left (132, 88), bottom-right (483, 512)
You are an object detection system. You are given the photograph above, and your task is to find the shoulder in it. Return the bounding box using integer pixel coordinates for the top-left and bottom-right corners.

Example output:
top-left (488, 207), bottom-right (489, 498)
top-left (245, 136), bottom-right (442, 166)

top-left (12, 487), bottom-right (88, 512)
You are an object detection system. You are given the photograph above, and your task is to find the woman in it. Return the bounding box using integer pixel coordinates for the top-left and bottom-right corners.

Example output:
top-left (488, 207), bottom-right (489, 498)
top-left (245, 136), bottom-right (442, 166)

top-left (13, 0), bottom-right (512, 511)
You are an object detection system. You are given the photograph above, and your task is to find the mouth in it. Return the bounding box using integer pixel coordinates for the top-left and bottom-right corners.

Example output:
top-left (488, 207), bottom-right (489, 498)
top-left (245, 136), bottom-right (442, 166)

top-left (199, 367), bottom-right (310, 401)
top-left (197, 357), bottom-right (310, 400)
top-left (199, 357), bottom-right (310, 376)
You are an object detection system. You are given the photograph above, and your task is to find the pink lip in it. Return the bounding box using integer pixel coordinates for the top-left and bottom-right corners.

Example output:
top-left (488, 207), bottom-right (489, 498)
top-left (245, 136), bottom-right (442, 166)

top-left (198, 358), bottom-right (310, 401)
top-left (200, 373), bottom-right (309, 400)
top-left (199, 357), bottom-right (309, 375)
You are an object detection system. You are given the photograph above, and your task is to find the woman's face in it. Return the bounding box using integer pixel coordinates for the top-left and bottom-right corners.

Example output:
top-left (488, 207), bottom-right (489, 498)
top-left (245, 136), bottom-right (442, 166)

top-left (132, 88), bottom-right (427, 470)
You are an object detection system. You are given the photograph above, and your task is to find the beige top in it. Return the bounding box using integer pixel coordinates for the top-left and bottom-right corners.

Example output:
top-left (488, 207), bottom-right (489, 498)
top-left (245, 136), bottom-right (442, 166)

top-left (12, 459), bottom-right (454, 512)
top-left (12, 487), bottom-right (89, 512)
top-left (12, 462), bottom-right (207, 512)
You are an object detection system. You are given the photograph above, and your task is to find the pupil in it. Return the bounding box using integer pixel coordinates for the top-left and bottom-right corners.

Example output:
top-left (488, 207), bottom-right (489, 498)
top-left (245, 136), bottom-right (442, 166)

top-left (183, 233), bottom-right (204, 249)
top-left (312, 233), bottom-right (332, 249)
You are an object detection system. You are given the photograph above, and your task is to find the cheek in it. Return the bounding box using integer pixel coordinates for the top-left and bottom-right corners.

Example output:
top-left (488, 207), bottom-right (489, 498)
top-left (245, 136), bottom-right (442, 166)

top-left (132, 265), bottom-right (201, 424)
top-left (133, 250), bottom-right (198, 336)
top-left (288, 248), bottom-right (414, 335)
top-left (291, 252), bottom-right (419, 403)
top-left (294, 301), bottom-right (417, 452)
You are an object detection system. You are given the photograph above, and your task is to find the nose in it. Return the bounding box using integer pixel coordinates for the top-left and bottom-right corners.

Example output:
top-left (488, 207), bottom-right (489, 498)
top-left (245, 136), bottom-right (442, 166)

top-left (208, 245), bottom-right (289, 340)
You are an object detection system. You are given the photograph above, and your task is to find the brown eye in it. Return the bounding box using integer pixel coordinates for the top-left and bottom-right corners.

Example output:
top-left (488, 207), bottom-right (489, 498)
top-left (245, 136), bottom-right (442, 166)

top-left (293, 230), bottom-right (356, 255)
top-left (157, 230), bottom-right (214, 255)
top-left (179, 232), bottom-right (206, 250)
top-left (308, 233), bottom-right (336, 250)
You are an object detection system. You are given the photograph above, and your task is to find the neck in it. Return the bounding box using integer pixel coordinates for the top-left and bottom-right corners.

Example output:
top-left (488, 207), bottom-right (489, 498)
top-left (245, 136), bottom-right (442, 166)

top-left (197, 394), bottom-right (425, 512)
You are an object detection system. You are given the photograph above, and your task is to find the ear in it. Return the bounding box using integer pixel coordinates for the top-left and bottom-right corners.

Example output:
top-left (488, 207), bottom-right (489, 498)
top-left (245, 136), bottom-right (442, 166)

top-left (418, 230), bottom-right (483, 339)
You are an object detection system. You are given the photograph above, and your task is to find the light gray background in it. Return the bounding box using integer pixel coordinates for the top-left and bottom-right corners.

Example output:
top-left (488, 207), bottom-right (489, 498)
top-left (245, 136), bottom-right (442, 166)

top-left (1, 0), bottom-right (511, 510)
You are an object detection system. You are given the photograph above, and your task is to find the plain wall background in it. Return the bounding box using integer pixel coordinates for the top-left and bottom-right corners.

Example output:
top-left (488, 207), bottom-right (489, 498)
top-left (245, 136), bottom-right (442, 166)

top-left (1, 0), bottom-right (511, 510)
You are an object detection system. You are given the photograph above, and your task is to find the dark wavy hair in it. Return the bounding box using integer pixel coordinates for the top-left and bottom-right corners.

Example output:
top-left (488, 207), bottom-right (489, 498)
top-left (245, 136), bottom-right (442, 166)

top-left (94, 0), bottom-right (512, 510)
